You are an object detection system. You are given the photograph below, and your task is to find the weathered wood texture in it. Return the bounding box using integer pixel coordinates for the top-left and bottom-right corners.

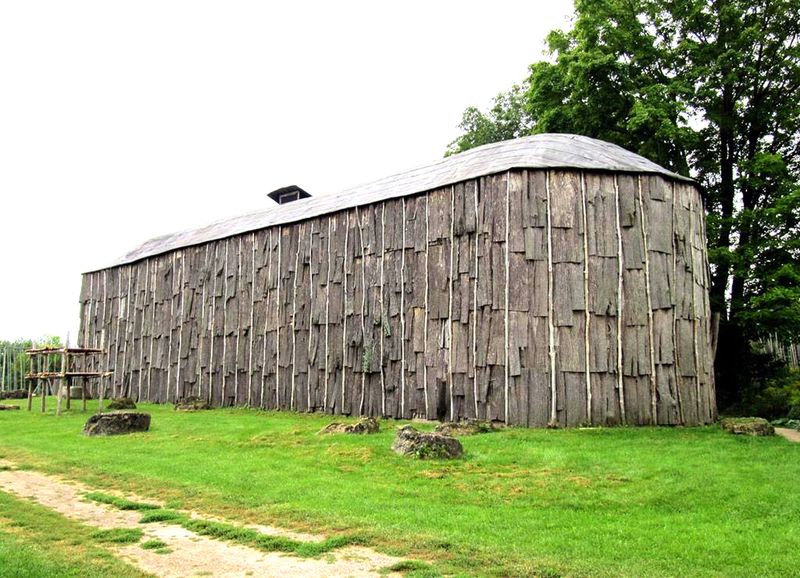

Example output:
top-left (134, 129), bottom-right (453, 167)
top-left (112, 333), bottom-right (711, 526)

top-left (78, 170), bottom-right (716, 426)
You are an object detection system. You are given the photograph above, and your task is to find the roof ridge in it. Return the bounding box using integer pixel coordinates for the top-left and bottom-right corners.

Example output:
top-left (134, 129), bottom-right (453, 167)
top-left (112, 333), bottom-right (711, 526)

top-left (88, 134), bottom-right (692, 272)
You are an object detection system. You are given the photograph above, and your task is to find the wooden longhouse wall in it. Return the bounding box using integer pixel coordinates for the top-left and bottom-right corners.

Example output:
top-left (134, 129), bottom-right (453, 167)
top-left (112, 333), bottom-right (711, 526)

top-left (78, 165), bottom-right (716, 426)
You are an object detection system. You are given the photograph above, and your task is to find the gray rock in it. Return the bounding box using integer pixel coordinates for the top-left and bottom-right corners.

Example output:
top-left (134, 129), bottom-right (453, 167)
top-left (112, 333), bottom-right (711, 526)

top-left (720, 417), bottom-right (775, 436)
top-left (392, 425), bottom-right (463, 459)
top-left (83, 411), bottom-right (151, 436)
top-left (320, 417), bottom-right (380, 434)
top-left (174, 396), bottom-right (212, 411)
top-left (69, 385), bottom-right (89, 399)
top-left (106, 398), bottom-right (137, 410)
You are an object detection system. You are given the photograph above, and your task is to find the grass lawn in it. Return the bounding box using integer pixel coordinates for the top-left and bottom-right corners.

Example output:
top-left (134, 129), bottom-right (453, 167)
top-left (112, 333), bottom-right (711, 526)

top-left (0, 489), bottom-right (148, 578)
top-left (1, 399), bottom-right (799, 577)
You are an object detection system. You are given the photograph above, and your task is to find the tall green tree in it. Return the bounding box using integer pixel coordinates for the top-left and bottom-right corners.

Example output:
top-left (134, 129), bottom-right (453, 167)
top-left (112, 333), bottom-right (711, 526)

top-left (447, 0), bottom-right (800, 408)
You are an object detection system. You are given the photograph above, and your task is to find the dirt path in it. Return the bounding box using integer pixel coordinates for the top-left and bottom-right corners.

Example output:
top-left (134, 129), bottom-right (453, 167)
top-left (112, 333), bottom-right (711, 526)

top-left (776, 427), bottom-right (800, 443)
top-left (0, 460), bottom-right (405, 577)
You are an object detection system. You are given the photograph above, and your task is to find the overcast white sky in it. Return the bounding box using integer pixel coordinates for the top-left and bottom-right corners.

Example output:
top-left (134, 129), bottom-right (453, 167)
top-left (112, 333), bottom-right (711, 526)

top-left (0, 0), bottom-right (573, 342)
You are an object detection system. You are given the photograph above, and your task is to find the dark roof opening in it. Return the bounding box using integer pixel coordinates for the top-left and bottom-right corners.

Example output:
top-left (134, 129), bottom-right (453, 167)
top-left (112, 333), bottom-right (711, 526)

top-left (268, 185), bottom-right (311, 205)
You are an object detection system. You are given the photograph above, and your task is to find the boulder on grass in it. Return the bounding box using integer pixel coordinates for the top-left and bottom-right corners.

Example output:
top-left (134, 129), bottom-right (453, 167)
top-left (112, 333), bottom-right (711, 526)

top-left (434, 419), bottom-right (496, 436)
top-left (83, 412), bottom-right (151, 437)
top-left (392, 425), bottom-right (463, 459)
top-left (0, 404), bottom-right (20, 411)
top-left (720, 417), bottom-right (775, 437)
top-left (174, 396), bottom-right (212, 411)
top-left (69, 385), bottom-right (90, 399)
top-left (320, 417), bottom-right (380, 434)
top-left (106, 398), bottom-right (137, 410)
top-left (0, 389), bottom-right (28, 400)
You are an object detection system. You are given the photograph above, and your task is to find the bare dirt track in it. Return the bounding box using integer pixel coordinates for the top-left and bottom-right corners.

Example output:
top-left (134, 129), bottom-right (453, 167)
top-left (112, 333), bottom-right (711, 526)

top-left (775, 427), bottom-right (800, 443)
top-left (0, 459), bottom-right (405, 578)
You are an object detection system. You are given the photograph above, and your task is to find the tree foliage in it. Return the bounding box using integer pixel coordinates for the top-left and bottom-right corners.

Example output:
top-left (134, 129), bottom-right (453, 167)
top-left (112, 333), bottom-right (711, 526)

top-left (0, 336), bottom-right (62, 390)
top-left (446, 0), bottom-right (800, 408)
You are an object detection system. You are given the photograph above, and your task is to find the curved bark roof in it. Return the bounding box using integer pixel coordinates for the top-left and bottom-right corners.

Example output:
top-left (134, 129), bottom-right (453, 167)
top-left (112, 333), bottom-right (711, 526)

top-left (98, 133), bottom-right (693, 270)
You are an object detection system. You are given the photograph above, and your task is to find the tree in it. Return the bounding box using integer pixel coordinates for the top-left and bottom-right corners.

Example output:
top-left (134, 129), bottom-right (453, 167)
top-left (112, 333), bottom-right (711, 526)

top-left (445, 85), bottom-right (533, 156)
top-left (447, 0), bottom-right (800, 409)
top-left (0, 336), bottom-right (62, 391)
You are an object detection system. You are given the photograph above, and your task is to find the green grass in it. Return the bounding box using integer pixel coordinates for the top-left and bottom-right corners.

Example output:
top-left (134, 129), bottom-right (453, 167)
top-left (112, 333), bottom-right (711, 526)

top-left (383, 560), bottom-right (442, 577)
top-left (84, 492), bottom-right (367, 557)
top-left (90, 528), bottom-right (144, 544)
top-left (140, 538), bottom-right (170, 554)
top-left (1, 398), bottom-right (800, 576)
top-left (140, 538), bottom-right (168, 550)
top-left (0, 490), bottom-right (148, 577)
top-left (84, 491), bottom-right (160, 511)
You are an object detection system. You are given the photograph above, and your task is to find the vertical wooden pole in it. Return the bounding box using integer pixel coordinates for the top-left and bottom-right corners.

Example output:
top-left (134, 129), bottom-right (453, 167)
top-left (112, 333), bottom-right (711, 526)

top-left (671, 182), bottom-right (684, 423)
top-left (221, 240), bottom-right (229, 405)
top-left (307, 223), bottom-right (315, 411)
top-left (248, 232), bottom-right (256, 406)
top-left (166, 256), bottom-right (176, 402)
top-left (99, 270), bottom-right (107, 402)
top-left (261, 229), bottom-right (272, 408)
top-left (121, 264), bottom-right (136, 397)
top-left (41, 373), bottom-right (47, 414)
top-left (580, 172), bottom-right (592, 423)
top-left (700, 197), bottom-right (716, 420)
top-left (89, 275), bottom-right (97, 384)
top-left (208, 245), bottom-right (219, 405)
top-left (323, 217), bottom-right (332, 412)
top-left (379, 203), bottom-right (387, 417)
top-left (689, 192), bottom-right (702, 420)
top-left (637, 177), bottom-right (658, 424)
top-left (113, 268), bottom-right (124, 399)
top-left (276, 227), bottom-right (282, 409)
top-left (291, 224), bottom-right (301, 411)
top-left (82, 358), bottom-right (87, 411)
top-left (138, 260), bottom-right (149, 401)
top-left (26, 350), bottom-right (33, 411)
top-left (504, 173), bottom-right (511, 425)
top-left (120, 265), bottom-right (134, 397)
top-left (65, 351), bottom-right (71, 411)
top-left (400, 199), bottom-right (407, 418)
top-left (356, 207), bottom-right (367, 416)
top-left (196, 247), bottom-right (209, 399)
top-left (234, 238), bottom-right (242, 405)
top-left (448, 186), bottom-right (456, 421)
top-left (546, 172), bottom-right (557, 425)
top-left (423, 196), bottom-right (430, 418)
top-left (146, 263), bottom-right (156, 402)
top-left (175, 252), bottom-right (186, 402)
top-left (473, 181), bottom-right (480, 419)
top-left (614, 176), bottom-right (626, 423)
top-left (341, 214), bottom-right (348, 413)
top-left (98, 331), bottom-right (105, 411)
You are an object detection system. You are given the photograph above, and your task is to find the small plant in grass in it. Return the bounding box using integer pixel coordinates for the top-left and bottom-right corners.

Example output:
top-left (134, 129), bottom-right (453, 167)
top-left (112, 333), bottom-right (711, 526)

top-left (295, 534), bottom-right (369, 557)
top-left (91, 528), bottom-right (144, 544)
top-left (138, 509), bottom-right (185, 524)
top-left (140, 538), bottom-right (168, 550)
top-left (382, 560), bottom-right (441, 577)
top-left (772, 418), bottom-right (800, 431)
top-left (140, 538), bottom-right (171, 554)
